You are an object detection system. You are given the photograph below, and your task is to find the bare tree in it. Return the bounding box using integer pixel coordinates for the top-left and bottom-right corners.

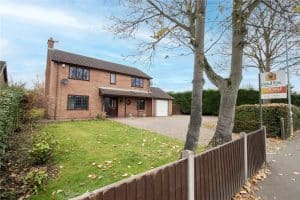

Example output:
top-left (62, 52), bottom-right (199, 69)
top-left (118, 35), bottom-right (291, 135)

top-left (109, 0), bottom-right (207, 152)
top-left (27, 75), bottom-right (46, 109)
top-left (204, 0), bottom-right (300, 146)
top-left (204, 0), bottom-right (261, 146)
top-left (244, 0), bottom-right (299, 73)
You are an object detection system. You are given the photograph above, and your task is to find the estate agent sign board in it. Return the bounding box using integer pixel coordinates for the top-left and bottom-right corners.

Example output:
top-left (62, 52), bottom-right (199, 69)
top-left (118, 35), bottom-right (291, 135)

top-left (260, 70), bottom-right (287, 99)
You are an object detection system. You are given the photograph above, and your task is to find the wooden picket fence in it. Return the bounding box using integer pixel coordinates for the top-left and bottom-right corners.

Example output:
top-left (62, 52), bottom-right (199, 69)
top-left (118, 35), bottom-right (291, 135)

top-left (72, 128), bottom-right (266, 200)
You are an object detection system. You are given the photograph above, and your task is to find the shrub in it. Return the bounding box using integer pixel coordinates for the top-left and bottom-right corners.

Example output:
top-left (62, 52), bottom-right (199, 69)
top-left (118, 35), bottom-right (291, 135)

top-left (23, 168), bottom-right (48, 193)
top-left (29, 132), bottom-right (57, 165)
top-left (236, 89), bottom-right (259, 105)
top-left (28, 108), bottom-right (45, 122)
top-left (203, 90), bottom-right (220, 115)
top-left (169, 91), bottom-right (191, 114)
top-left (233, 103), bottom-right (300, 138)
top-left (0, 85), bottom-right (26, 166)
top-left (26, 76), bottom-right (46, 109)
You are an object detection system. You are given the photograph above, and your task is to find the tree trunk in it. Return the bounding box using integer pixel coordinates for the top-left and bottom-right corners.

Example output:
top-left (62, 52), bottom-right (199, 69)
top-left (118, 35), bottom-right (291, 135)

top-left (184, 51), bottom-right (204, 151)
top-left (208, 0), bottom-right (247, 146)
top-left (184, 0), bottom-right (206, 152)
top-left (209, 86), bottom-right (238, 146)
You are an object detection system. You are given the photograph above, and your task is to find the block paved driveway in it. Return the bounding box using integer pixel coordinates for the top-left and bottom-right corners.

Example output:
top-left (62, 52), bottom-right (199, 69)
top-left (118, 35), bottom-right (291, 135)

top-left (112, 115), bottom-right (218, 145)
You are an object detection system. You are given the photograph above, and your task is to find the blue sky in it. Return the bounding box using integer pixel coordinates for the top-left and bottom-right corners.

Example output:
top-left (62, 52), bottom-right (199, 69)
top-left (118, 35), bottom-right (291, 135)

top-left (0, 0), bottom-right (299, 92)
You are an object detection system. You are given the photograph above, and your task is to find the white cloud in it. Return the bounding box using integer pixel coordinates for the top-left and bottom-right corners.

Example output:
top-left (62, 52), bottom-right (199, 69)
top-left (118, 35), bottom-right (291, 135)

top-left (0, 2), bottom-right (105, 31)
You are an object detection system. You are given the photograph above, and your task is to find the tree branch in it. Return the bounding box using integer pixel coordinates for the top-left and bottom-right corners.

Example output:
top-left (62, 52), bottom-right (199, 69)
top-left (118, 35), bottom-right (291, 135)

top-left (204, 57), bottom-right (225, 88)
top-left (243, 0), bottom-right (261, 20)
top-left (146, 0), bottom-right (190, 31)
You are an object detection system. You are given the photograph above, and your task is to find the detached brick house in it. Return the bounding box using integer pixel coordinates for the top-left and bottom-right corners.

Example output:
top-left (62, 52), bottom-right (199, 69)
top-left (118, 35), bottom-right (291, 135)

top-left (0, 61), bottom-right (8, 86)
top-left (45, 38), bottom-right (173, 119)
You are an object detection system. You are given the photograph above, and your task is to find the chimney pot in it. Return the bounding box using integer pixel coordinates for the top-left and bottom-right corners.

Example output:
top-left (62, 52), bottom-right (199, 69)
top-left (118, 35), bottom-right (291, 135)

top-left (47, 37), bottom-right (55, 48)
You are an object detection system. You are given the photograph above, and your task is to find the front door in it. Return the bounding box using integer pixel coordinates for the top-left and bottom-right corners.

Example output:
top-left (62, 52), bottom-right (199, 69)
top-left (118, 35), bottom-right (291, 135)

top-left (104, 97), bottom-right (118, 117)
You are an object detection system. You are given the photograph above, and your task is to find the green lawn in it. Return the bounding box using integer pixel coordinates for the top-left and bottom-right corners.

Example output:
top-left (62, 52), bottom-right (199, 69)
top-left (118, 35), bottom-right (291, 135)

top-left (30, 119), bottom-right (198, 200)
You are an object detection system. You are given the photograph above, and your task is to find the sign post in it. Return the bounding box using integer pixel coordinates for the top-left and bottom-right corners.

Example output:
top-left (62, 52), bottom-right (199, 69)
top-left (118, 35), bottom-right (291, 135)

top-left (259, 70), bottom-right (288, 130)
top-left (258, 74), bottom-right (263, 128)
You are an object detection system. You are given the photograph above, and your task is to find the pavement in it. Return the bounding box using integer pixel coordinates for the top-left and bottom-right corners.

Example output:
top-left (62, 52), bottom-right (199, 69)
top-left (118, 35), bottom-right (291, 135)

top-left (256, 131), bottom-right (300, 200)
top-left (112, 115), bottom-right (218, 145)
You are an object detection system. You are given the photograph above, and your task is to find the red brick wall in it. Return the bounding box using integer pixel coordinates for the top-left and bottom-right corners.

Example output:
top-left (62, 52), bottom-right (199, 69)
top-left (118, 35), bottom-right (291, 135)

top-left (116, 97), bottom-right (152, 117)
top-left (45, 61), bottom-right (152, 119)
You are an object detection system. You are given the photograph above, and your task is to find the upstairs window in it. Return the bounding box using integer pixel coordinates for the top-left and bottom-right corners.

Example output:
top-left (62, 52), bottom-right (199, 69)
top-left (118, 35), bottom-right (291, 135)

top-left (110, 73), bottom-right (116, 84)
top-left (67, 95), bottom-right (89, 110)
top-left (137, 99), bottom-right (145, 110)
top-left (69, 66), bottom-right (89, 81)
top-left (131, 77), bottom-right (144, 88)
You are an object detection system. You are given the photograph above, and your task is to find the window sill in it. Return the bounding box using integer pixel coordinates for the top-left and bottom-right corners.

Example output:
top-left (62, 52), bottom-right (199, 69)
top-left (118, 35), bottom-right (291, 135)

top-left (67, 109), bottom-right (89, 111)
top-left (68, 78), bottom-right (90, 81)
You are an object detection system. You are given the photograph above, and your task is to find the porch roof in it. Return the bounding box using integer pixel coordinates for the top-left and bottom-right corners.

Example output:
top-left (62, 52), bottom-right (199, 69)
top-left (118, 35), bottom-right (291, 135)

top-left (99, 87), bottom-right (152, 98)
top-left (99, 87), bottom-right (173, 100)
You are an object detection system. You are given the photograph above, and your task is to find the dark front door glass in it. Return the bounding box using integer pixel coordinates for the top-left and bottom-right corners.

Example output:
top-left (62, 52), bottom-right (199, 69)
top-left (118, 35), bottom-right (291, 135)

top-left (104, 97), bottom-right (118, 117)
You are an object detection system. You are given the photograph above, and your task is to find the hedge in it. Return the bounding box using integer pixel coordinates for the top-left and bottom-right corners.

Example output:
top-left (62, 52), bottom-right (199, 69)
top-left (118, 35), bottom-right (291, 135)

top-left (169, 89), bottom-right (300, 115)
top-left (0, 85), bottom-right (26, 166)
top-left (233, 104), bottom-right (300, 138)
top-left (168, 91), bottom-right (192, 114)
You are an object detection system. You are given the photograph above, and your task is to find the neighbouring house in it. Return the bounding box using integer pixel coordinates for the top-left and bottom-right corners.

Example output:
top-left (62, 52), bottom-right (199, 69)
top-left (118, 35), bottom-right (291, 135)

top-left (45, 38), bottom-right (173, 120)
top-left (0, 61), bottom-right (8, 86)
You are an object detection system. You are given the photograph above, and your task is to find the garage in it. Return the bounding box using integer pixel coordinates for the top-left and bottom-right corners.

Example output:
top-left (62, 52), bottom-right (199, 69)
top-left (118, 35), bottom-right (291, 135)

top-left (155, 100), bottom-right (169, 116)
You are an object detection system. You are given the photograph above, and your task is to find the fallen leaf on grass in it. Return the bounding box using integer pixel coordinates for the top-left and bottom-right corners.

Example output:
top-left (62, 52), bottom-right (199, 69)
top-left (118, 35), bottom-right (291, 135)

top-left (88, 174), bottom-right (98, 179)
top-left (122, 173), bottom-right (129, 177)
top-left (56, 189), bottom-right (64, 194)
top-left (105, 160), bottom-right (112, 164)
top-left (52, 189), bottom-right (65, 196)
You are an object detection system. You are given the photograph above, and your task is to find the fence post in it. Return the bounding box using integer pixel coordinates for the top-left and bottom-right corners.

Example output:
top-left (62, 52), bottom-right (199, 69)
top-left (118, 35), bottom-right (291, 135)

top-left (263, 126), bottom-right (267, 163)
top-left (182, 150), bottom-right (195, 200)
top-left (240, 132), bottom-right (248, 182)
top-left (280, 117), bottom-right (285, 140)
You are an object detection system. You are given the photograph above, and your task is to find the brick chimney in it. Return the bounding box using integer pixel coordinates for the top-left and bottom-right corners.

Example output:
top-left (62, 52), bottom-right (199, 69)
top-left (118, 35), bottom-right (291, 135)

top-left (47, 37), bottom-right (55, 48)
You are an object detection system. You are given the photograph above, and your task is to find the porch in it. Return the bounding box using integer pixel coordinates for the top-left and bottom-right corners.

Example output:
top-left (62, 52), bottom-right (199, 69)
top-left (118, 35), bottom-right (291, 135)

top-left (99, 87), bottom-right (173, 118)
top-left (102, 96), bottom-right (152, 118)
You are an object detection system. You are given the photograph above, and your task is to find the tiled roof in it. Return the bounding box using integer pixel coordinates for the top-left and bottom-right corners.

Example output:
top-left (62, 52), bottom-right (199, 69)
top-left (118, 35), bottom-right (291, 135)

top-left (150, 87), bottom-right (173, 100)
top-left (48, 49), bottom-right (152, 79)
top-left (99, 87), bottom-right (173, 100)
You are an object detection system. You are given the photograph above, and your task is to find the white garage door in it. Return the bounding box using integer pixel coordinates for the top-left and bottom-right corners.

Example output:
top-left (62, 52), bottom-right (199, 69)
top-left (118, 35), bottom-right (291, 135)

top-left (155, 100), bottom-right (168, 116)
